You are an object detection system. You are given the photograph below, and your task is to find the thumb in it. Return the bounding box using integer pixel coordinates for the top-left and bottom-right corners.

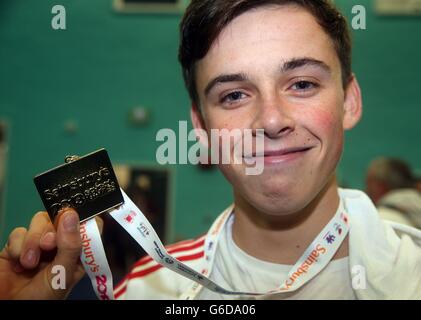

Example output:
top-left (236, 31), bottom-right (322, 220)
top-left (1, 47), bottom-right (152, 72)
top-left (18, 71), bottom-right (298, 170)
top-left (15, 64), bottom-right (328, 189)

top-left (47, 209), bottom-right (84, 297)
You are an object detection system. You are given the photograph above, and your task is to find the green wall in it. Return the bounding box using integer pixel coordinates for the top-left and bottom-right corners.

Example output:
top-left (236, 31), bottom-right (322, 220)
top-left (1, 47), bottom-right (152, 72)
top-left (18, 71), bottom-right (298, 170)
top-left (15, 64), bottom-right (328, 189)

top-left (337, 0), bottom-right (421, 189)
top-left (1, 0), bottom-right (420, 244)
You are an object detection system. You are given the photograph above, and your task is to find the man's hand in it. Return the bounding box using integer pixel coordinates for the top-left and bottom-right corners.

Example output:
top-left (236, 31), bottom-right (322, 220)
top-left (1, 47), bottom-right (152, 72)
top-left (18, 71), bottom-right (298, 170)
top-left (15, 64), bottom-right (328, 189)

top-left (0, 209), bottom-right (89, 299)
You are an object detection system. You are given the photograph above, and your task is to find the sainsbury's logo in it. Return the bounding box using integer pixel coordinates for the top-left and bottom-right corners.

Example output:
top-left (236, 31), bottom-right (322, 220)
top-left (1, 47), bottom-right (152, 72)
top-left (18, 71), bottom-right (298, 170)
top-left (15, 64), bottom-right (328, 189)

top-left (282, 244), bottom-right (327, 290)
top-left (80, 222), bottom-right (100, 273)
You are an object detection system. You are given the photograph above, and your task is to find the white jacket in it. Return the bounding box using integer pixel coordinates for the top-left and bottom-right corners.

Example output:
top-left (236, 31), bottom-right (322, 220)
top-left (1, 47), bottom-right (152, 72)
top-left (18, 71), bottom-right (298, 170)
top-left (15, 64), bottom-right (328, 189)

top-left (378, 189), bottom-right (421, 229)
top-left (114, 189), bottom-right (421, 300)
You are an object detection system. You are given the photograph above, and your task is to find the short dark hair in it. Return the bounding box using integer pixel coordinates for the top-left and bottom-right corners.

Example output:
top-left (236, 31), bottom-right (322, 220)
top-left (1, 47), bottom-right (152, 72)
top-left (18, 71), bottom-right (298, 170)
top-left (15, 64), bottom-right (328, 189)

top-left (368, 157), bottom-right (416, 190)
top-left (178, 0), bottom-right (352, 105)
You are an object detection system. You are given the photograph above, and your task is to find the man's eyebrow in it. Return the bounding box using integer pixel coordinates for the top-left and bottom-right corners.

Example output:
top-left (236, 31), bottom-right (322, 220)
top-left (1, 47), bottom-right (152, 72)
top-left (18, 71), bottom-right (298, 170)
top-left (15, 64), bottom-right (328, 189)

top-left (281, 57), bottom-right (331, 74)
top-left (204, 73), bottom-right (249, 97)
top-left (203, 58), bottom-right (330, 97)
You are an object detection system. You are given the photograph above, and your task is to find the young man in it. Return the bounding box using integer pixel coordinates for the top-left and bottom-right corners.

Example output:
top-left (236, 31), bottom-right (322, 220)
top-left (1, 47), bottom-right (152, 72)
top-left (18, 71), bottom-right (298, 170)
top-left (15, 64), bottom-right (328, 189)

top-left (1, 0), bottom-right (421, 300)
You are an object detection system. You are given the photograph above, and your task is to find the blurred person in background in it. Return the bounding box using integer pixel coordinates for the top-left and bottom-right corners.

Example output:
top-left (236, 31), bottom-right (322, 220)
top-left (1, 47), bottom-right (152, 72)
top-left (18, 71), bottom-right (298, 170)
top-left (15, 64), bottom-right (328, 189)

top-left (416, 176), bottom-right (421, 193)
top-left (366, 157), bottom-right (421, 229)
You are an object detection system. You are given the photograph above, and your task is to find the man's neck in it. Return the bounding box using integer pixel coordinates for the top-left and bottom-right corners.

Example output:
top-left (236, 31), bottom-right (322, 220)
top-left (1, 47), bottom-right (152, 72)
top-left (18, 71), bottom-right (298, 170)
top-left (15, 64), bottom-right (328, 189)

top-left (231, 177), bottom-right (349, 265)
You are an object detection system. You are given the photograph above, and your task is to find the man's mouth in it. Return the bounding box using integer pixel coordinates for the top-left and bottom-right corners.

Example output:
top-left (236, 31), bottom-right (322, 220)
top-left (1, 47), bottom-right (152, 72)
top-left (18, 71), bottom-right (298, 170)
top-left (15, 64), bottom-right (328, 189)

top-left (243, 146), bottom-right (313, 165)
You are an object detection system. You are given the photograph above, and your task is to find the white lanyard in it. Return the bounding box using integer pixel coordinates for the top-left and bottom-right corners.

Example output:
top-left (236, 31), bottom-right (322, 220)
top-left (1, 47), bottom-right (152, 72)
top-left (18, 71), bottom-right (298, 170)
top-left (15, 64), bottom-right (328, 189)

top-left (80, 218), bottom-right (114, 300)
top-left (80, 189), bottom-right (349, 300)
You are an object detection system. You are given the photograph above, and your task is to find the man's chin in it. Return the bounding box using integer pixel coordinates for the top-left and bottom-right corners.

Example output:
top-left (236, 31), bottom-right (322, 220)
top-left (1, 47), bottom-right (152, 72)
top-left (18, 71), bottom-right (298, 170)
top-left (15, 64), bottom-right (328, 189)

top-left (243, 190), bottom-right (310, 217)
top-left (264, 201), bottom-right (306, 216)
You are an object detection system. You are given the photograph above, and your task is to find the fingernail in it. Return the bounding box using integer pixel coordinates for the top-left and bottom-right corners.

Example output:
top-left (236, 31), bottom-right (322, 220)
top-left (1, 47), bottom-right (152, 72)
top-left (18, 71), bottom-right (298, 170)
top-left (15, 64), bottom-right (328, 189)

top-left (24, 249), bottom-right (36, 265)
top-left (62, 210), bottom-right (79, 233)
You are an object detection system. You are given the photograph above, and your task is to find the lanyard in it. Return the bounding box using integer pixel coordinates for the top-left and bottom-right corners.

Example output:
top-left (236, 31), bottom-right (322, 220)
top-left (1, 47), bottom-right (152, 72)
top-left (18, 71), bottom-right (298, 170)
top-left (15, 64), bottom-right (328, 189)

top-left (80, 218), bottom-right (115, 300)
top-left (80, 189), bottom-right (349, 300)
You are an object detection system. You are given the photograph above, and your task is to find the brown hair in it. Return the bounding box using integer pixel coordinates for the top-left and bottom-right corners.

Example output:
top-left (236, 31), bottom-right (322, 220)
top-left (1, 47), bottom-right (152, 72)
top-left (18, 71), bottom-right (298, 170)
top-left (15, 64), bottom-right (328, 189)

top-left (369, 157), bottom-right (416, 190)
top-left (178, 0), bottom-right (352, 105)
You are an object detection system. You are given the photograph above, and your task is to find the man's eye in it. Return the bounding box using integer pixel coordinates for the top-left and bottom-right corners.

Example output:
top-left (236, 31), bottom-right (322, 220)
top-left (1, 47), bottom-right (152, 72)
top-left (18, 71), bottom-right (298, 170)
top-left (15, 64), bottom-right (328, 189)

top-left (220, 91), bottom-right (246, 104)
top-left (291, 81), bottom-right (318, 91)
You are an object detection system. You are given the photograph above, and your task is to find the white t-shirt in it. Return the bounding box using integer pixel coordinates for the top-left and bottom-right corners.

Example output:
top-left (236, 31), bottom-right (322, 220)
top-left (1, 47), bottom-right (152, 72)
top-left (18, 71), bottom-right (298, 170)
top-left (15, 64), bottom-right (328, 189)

top-left (197, 214), bottom-right (357, 300)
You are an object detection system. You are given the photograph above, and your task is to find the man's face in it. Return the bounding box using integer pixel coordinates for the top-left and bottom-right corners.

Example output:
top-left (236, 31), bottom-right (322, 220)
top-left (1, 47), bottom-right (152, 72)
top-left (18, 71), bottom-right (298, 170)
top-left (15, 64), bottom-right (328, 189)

top-left (193, 5), bottom-right (360, 215)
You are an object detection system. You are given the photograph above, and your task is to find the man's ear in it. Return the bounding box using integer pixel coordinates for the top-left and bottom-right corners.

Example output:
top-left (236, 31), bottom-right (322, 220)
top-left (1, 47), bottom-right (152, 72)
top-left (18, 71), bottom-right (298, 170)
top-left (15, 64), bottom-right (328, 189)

top-left (343, 74), bottom-right (363, 130)
top-left (190, 103), bottom-right (205, 130)
top-left (190, 103), bottom-right (208, 145)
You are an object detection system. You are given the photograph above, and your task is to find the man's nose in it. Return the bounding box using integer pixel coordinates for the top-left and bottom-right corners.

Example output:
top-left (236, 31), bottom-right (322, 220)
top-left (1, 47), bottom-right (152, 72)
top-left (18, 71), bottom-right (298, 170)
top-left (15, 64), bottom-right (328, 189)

top-left (251, 95), bottom-right (296, 139)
